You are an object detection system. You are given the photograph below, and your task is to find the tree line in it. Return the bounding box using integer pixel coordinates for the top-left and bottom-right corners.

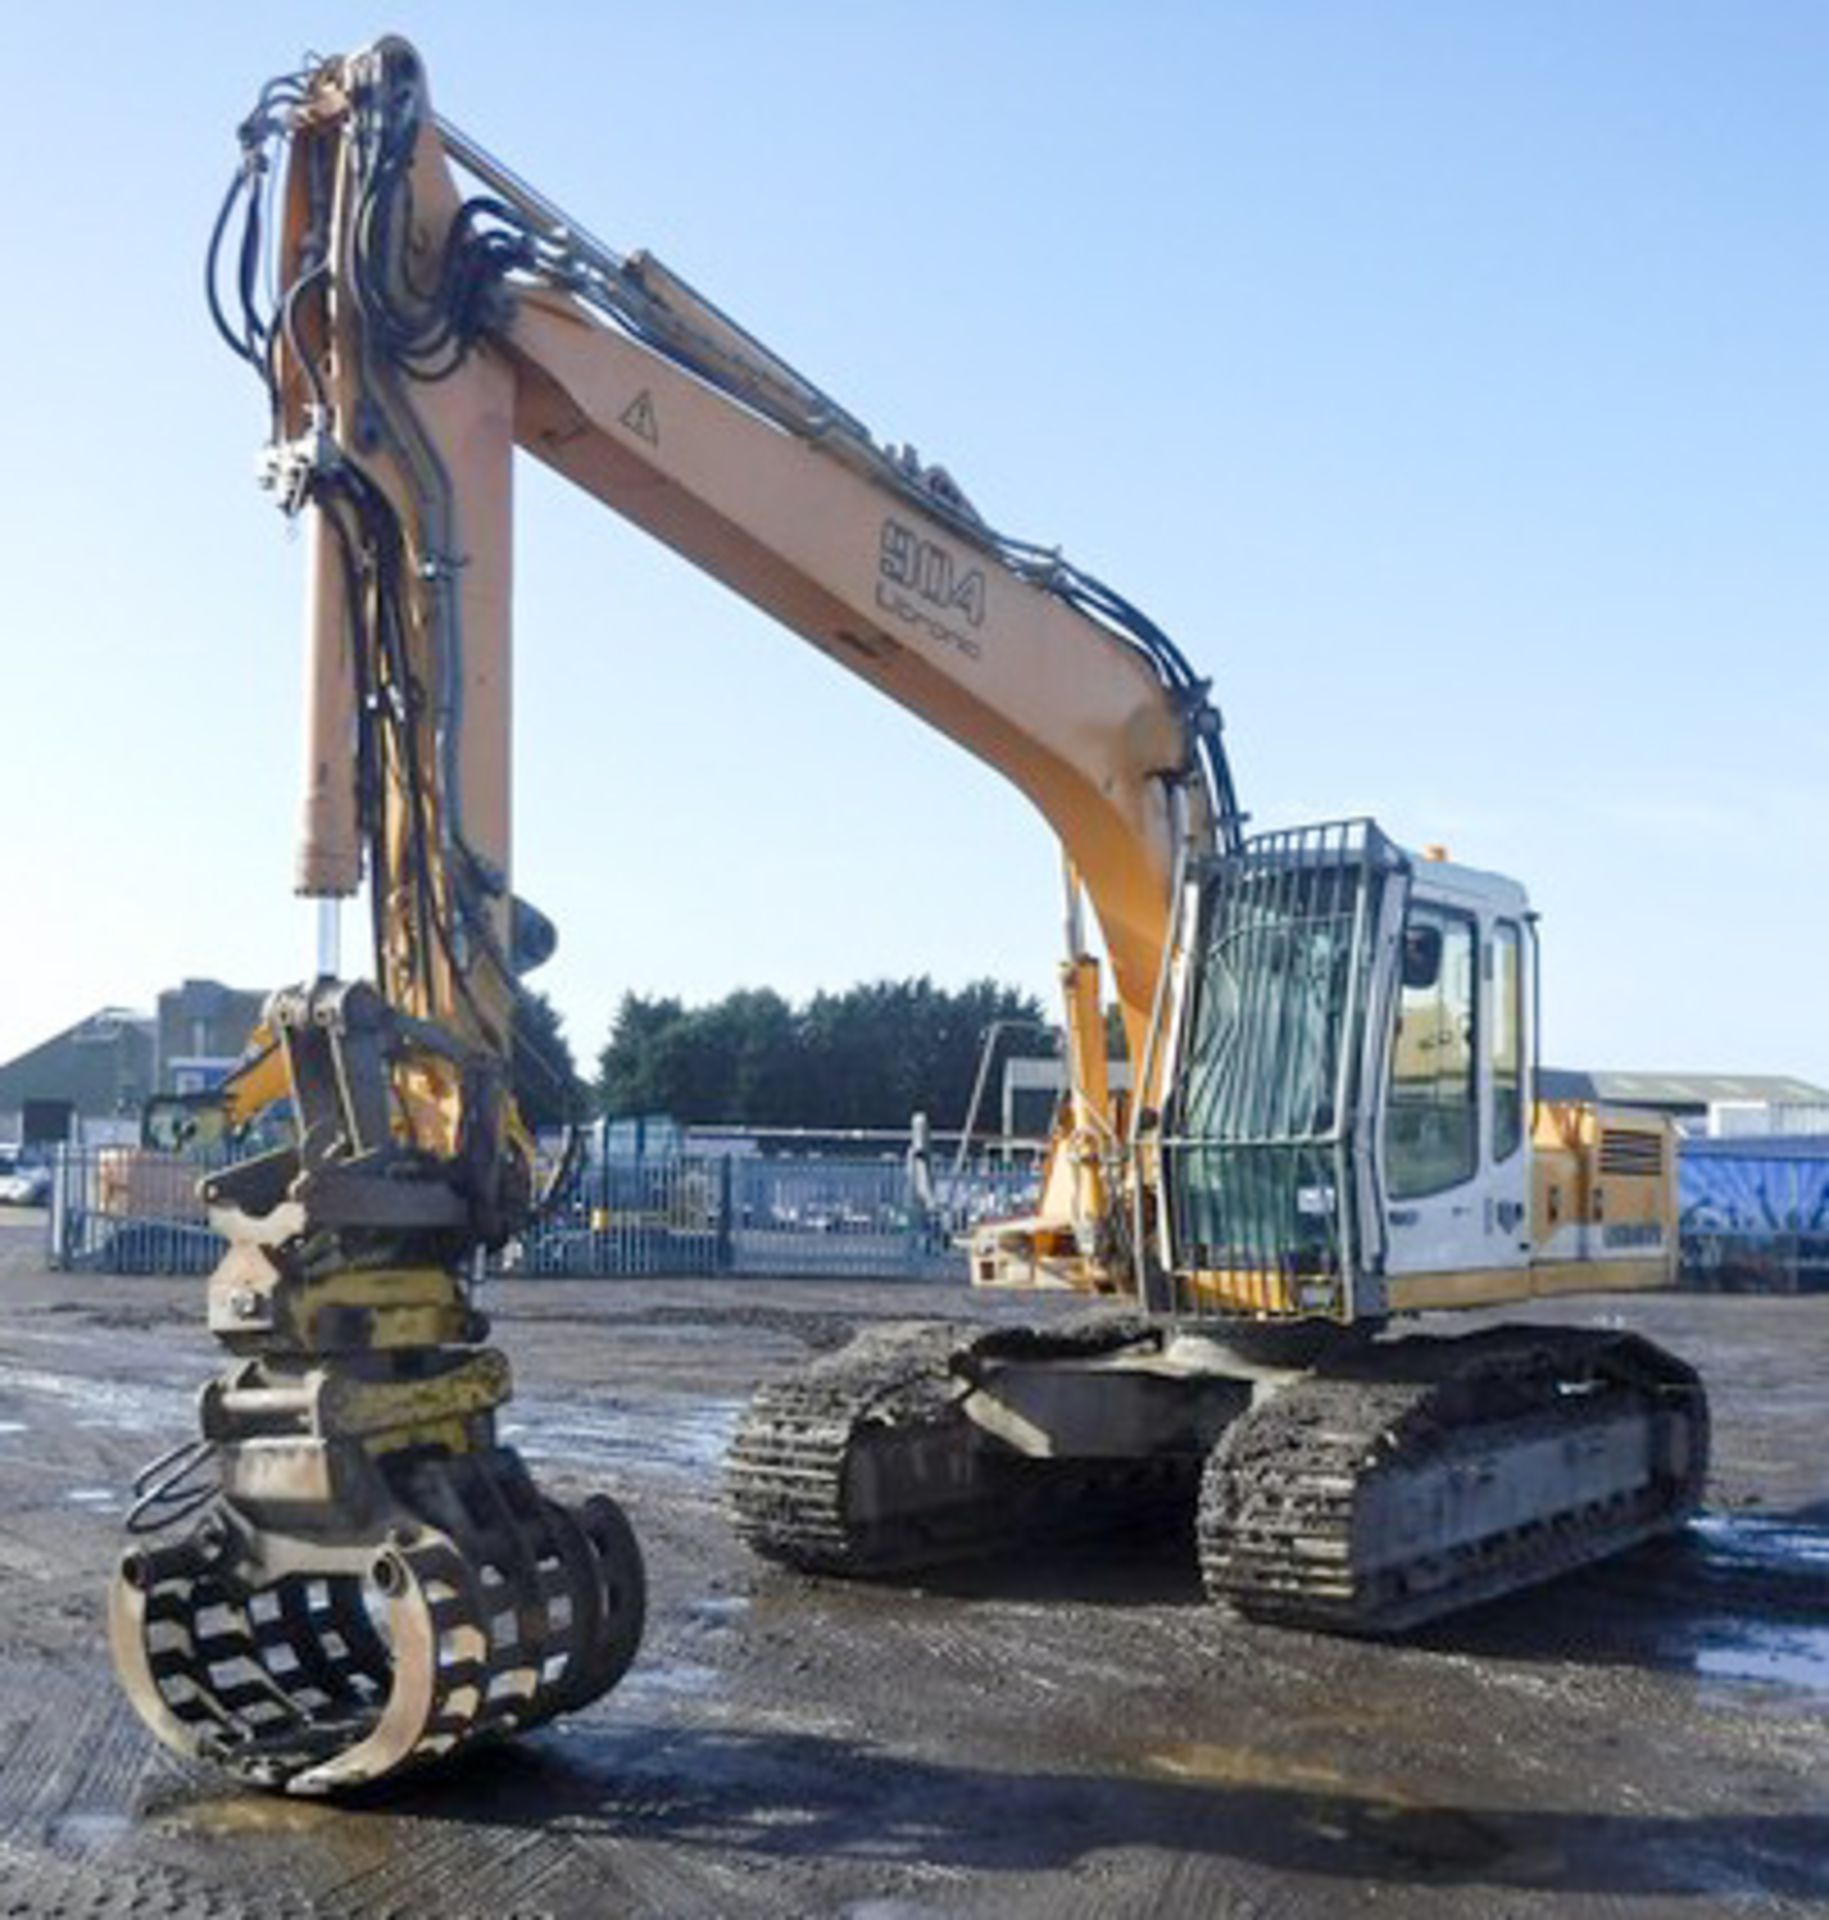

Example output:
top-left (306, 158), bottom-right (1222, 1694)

top-left (511, 979), bottom-right (1057, 1131)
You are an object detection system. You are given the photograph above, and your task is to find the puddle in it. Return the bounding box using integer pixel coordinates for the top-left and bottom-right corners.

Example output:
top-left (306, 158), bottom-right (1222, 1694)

top-left (1683, 1517), bottom-right (1829, 1695)
top-left (50, 1811), bottom-right (132, 1851)
top-left (65, 1486), bottom-right (119, 1507)
top-left (146, 1788), bottom-right (422, 1888)
top-left (687, 1595), bottom-right (750, 1626)
top-left (159, 1795), bottom-right (341, 1838)
top-left (1692, 1514), bottom-right (1829, 1574)
top-left (1149, 1742), bottom-right (1351, 1795)
top-left (1341, 1802), bottom-right (1516, 1874)
top-left (507, 1395), bottom-right (744, 1481)
top-left (1696, 1625), bottom-right (1829, 1693)
top-left (0, 1360), bottom-right (189, 1431)
top-left (0, 1420), bottom-right (26, 1436)
top-left (621, 1660), bottom-right (719, 1698)
top-left (589, 1322), bottom-right (730, 1345)
top-left (1145, 1743), bottom-right (1517, 1875)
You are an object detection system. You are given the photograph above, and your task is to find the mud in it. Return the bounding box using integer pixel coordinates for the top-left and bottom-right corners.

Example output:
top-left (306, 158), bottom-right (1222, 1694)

top-left (1, 1214), bottom-right (1825, 1916)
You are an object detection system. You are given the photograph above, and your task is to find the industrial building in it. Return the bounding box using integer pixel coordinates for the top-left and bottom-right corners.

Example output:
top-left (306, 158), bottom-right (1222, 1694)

top-left (1536, 1069), bottom-right (1829, 1136)
top-left (0, 1007), bottom-right (154, 1146)
top-left (0, 978), bottom-right (263, 1145)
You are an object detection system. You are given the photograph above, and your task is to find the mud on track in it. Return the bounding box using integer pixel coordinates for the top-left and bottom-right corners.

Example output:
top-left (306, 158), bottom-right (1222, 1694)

top-left (1, 1214), bottom-right (1826, 1917)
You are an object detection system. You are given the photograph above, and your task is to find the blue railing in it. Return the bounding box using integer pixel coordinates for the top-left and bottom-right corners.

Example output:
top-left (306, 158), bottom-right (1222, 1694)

top-left (54, 1133), bottom-right (1828, 1295)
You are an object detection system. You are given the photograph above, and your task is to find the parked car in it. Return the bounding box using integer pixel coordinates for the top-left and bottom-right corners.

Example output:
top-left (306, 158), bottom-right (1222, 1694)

top-left (0, 1147), bottom-right (51, 1207)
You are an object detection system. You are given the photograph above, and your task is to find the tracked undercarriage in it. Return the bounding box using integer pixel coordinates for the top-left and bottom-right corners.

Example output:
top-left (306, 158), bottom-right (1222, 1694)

top-left (728, 1315), bottom-right (1708, 1634)
top-left (727, 1318), bottom-right (1210, 1575)
top-left (1197, 1325), bottom-right (1707, 1631)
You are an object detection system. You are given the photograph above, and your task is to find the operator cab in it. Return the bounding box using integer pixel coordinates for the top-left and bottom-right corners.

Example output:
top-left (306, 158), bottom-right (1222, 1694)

top-left (1158, 819), bottom-right (1535, 1322)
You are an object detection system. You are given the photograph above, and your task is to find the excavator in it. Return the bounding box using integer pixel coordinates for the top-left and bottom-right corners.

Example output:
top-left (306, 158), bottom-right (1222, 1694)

top-left (111, 38), bottom-right (1707, 1796)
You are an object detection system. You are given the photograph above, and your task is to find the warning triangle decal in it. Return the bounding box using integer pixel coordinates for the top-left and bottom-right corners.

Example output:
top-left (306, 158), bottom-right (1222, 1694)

top-left (619, 389), bottom-right (660, 446)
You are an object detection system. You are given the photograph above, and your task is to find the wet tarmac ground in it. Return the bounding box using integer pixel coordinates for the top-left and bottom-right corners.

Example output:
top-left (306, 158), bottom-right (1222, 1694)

top-left (1, 1213), bottom-right (1826, 1917)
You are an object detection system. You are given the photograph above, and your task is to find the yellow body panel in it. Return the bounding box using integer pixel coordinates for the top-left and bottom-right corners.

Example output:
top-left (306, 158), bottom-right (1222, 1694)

top-left (1180, 1269), bottom-right (1301, 1315)
top-left (1130, 1099), bottom-right (1681, 1322)
top-left (1531, 1099), bottom-right (1676, 1273)
top-left (506, 286), bottom-right (1200, 1073)
top-left (1386, 1257), bottom-right (1670, 1313)
top-left (1388, 1101), bottom-right (1677, 1313)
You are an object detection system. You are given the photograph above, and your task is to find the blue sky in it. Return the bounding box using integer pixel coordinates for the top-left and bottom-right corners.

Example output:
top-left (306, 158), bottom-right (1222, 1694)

top-left (0, 3), bottom-right (1823, 1085)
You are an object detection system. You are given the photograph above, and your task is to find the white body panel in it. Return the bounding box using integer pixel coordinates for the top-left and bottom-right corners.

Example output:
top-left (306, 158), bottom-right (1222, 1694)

top-left (1382, 859), bottom-right (1534, 1285)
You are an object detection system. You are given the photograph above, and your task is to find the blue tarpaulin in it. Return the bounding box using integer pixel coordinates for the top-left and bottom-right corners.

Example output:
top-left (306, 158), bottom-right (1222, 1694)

top-left (1680, 1137), bottom-right (1829, 1235)
top-left (1679, 1136), bottom-right (1829, 1290)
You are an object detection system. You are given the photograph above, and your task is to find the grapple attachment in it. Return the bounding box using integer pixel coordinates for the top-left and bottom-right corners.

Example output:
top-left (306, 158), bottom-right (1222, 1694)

top-left (111, 1450), bottom-right (642, 1794)
top-left (109, 982), bottom-right (645, 1794)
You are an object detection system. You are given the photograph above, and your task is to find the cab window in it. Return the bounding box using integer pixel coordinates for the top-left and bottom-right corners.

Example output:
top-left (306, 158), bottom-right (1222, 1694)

top-left (1385, 905), bottom-right (1477, 1198)
top-left (1491, 920), bottom-right (1524, 1162)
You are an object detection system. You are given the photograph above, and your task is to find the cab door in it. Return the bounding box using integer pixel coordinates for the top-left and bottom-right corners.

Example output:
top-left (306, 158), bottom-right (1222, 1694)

top-left (1381, 900), bottom-right (1531, 1280)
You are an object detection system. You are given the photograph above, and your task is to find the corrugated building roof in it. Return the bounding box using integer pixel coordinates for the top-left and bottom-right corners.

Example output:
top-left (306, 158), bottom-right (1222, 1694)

top-left (1539, 1069), bottom-right (1829, 1108)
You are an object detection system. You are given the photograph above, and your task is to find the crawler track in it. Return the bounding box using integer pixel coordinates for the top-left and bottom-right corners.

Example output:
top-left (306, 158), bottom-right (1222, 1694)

top-left (1197, 1325), bottom-right (1709, 1633)
top-left (734, 1318), bottom-right (1708, 1636)
top-left (726, 1318), bottom-right (1191, 1574)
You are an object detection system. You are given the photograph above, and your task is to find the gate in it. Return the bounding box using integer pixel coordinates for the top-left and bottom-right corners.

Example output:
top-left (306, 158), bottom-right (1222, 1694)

top-left (47, 1145), bottom-right (223, 1275)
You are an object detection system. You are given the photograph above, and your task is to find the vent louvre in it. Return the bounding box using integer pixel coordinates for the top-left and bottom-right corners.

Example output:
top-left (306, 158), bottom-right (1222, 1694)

top-left (1599, 1129), bottom-right (1664, 1177)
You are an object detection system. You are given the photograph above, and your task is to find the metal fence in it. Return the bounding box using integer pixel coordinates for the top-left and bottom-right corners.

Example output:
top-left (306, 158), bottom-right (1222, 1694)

top-left (44, 1143), bottom-right (1042, 1282)
top-left (1679, 1137), bottom-right (1829, 1294)
top-left (48, 1145), bottom-right (225, 1275)
top-left (50, 1134), bottom-right (1829, 1297)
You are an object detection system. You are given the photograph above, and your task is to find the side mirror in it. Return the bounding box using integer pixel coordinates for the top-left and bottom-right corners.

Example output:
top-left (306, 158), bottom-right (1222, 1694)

top-left (1400, 923), bottom-right (1443, 992)
top-left (142, 1094), bottom-right (231, 1155)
